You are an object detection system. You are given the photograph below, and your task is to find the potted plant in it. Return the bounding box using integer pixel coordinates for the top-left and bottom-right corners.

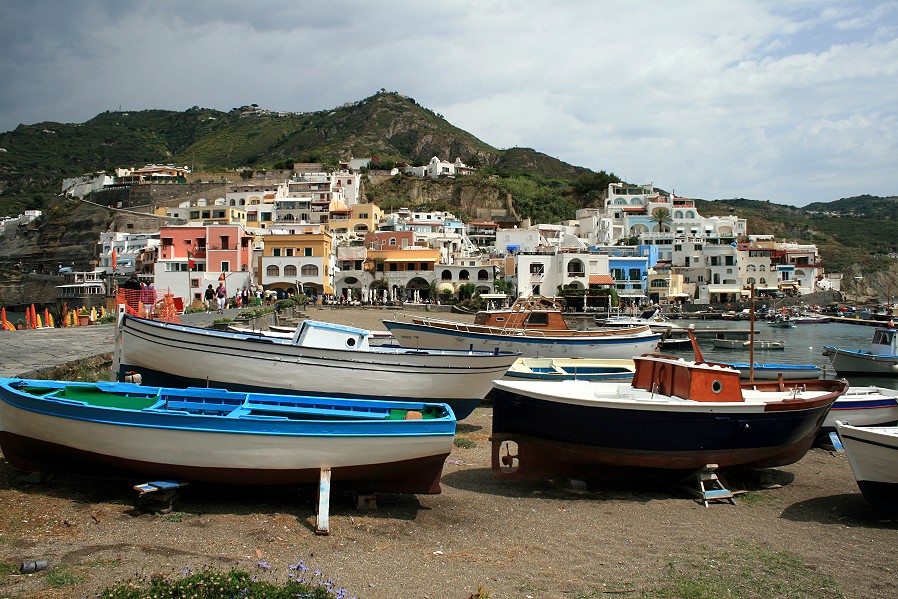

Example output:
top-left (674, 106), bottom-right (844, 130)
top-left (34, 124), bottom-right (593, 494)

top-left (78, 307), bottom-right (90, 326)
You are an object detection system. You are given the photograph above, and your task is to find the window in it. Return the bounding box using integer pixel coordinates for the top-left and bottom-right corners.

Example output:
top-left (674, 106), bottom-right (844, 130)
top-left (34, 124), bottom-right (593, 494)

top-left (441, 269), bottom-right (452, 280)
top-left (459, 269), bottom-right (470, 280)
top-left (478, 269), bottom-right (489, 280)
top-left (284, 265), bottom-right (297, 277)
top-left (529, 263), bottom-right (544, 274)
top-left (304, 248), bottom-right (313, 257)
top-left (285, 248), bottom-right (294, 257)
top-left (301, 265), bottom-right (319, 276)
top-left (526, 313), bottom-right (549, 326)
top-left (273, 248), bottom-right (281, 257)
top-left (389, 238), bottom-right (397, 246)
top-left (221, 261), bottom-right (229, 272)
top-left (267, 265), bottom-right (280, 277)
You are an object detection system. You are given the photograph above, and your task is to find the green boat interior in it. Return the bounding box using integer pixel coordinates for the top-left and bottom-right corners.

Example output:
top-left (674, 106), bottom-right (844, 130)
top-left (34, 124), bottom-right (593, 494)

top-left (14, 383), bottom-right (446, 421)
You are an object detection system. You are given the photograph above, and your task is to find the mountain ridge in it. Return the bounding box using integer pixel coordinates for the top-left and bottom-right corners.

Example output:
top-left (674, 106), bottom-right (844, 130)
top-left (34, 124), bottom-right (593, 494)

top-left (0, 91), bottom-right (896, 287)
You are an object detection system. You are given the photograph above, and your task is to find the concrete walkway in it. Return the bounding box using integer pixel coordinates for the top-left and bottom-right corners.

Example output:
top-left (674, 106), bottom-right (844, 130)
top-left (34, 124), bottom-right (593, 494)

top-left (0, 309), bottom-right (244, 378)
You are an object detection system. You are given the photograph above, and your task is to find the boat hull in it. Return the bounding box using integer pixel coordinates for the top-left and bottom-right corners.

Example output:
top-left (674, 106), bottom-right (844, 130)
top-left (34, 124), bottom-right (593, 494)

top-left (822, 347), bottom-right (898, 375)
top-left (117, 315), bottom-right (517, 419)
top-left (722, 363), bottom-right (822, 381)
top-left (835, 422), bottom-right (898, 513)
top-left (491, 379), bottom-right (838, 477)
top-left (503, 357), bottom-right (635, 382)
top-left (0, 379), bottom-right (454, 493)
top-left (383, 320), bottom-right (660, 359)
top-left (822, 386), bottom-right (898, 431)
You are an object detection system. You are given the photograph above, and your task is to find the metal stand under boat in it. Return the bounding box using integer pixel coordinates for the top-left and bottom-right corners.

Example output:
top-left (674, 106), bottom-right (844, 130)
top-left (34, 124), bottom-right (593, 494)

top-left (133, 480), bottom-right (186, 513)
top-left (677, 464), bottom-right (735, 507)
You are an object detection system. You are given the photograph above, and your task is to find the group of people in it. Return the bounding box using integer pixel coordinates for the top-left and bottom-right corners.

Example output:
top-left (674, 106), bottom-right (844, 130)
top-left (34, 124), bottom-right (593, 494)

top-left (204, 282), bottom-right (229, 313)
top-left (203, 283), bottom-right (257, 313)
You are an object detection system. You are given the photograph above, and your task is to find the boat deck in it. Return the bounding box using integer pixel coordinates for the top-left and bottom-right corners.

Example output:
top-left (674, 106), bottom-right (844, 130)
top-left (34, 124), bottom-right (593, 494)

top-left (14, 382), bottom-right (443, 421)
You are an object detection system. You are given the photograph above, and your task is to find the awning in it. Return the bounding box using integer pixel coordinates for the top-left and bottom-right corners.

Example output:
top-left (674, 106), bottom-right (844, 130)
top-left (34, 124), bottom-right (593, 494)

top-left (708, 285), bottom-right (743, 294)
top-left (589, 274), bottom-right (615, 285)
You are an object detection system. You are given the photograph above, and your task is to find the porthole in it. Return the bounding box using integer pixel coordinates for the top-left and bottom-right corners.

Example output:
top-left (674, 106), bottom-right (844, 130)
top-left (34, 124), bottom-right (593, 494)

top-left (711, 380), bottom-right (723, 393)
top-left (346, 338), bottom-right (356, 348)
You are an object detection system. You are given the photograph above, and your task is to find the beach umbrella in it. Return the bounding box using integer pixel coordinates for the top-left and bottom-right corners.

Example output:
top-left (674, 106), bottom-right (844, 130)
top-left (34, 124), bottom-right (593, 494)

top-left (1, 307), bottom-right (6, 330)
top-left (90, 307), bottom-right (97, 322)
top-left (35, 312), bottom-right (43, 328)
top-left (26, 307), bottom-right (32, 329)
top-left (44, 308), bottom-right (50, 327)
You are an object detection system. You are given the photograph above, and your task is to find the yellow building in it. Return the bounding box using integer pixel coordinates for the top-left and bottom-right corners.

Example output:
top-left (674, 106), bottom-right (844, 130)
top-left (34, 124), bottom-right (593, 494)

top-left (328, 202), bottom-right (384, 240)
top-left (259, 226), bottom-right (335, 297)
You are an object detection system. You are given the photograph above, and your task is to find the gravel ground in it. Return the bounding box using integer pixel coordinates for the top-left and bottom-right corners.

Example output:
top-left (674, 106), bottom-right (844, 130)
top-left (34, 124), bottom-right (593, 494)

top-left (0, 307), bottom-right (895, 598)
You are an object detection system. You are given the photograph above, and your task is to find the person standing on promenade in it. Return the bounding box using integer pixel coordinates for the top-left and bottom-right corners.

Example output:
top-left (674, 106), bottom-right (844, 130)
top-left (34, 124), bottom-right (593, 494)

top-left (204, 284), bottom-right (215, 312)
top-left (215, 281), bottom-right (227, 313)
top-left (141, 283), bottom-right (157, 317)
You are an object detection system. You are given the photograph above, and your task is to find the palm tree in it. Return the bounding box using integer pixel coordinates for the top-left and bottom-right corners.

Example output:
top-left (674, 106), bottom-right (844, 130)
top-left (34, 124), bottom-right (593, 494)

top-left (650, 207), bottom-right (673, 233)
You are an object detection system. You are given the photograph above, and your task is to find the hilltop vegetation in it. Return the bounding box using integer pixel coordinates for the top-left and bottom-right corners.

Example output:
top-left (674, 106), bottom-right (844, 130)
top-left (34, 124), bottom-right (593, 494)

top-left (0, 90), bottom-right (896, 280)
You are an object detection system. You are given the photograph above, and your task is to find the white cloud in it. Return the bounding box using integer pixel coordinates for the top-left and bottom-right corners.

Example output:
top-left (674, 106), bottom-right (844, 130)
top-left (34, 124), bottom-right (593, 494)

top-left (0, 0), bottom-right (896, 205)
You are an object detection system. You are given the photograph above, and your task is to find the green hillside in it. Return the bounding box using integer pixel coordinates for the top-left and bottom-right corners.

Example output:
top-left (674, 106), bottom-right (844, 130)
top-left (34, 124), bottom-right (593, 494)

top-left (0, 92), bottom-right (588, 217)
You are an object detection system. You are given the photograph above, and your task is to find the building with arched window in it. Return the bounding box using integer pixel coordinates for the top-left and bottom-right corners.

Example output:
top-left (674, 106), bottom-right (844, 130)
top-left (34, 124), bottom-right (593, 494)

top-left (259, 225), bottom-right (335, 298)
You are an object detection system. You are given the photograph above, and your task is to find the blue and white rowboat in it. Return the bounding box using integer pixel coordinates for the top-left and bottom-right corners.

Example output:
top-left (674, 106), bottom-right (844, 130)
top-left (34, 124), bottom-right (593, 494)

top-left (0, 377), bottom-right (456, 493)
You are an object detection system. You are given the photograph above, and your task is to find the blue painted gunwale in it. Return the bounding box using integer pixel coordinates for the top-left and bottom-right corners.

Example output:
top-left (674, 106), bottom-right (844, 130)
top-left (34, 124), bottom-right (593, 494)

top-left (385, 320), bottom-right (663, 347)
top-left (821, 347), bottom-right (898, 359)
top-left (116, 363), bottom-right (480, 420)
top-left (0, 378), bottom-right (456, 438)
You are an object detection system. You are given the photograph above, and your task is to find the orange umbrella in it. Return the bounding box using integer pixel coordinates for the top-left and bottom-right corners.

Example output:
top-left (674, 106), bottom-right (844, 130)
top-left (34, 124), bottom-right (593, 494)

top-left (44, 308), bottom-right (50, 328)
top-left (31, 304), bottom-right (37, 329)
top-left (1, 307), bottom-right (7, 331)
top-left (26, 307), bottom-right (32, 329)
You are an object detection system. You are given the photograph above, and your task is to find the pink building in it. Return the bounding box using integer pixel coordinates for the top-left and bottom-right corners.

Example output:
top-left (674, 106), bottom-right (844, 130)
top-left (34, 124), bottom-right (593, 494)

top-left (155, 224), bottom-right (254, 306)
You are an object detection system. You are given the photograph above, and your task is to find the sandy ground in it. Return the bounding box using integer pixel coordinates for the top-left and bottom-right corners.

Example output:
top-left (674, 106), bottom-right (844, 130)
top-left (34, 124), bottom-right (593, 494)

top-left (0, 307), bottom-right (896, 598)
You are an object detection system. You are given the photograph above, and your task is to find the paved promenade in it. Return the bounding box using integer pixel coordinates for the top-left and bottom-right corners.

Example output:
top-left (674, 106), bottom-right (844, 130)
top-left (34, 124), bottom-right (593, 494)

top-left (0, 309), bottom-right (243, 378)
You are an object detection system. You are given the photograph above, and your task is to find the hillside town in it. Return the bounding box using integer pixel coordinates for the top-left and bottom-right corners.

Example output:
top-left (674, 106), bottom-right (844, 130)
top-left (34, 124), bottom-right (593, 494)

top-left (28, 159), bottom-right (841, 310)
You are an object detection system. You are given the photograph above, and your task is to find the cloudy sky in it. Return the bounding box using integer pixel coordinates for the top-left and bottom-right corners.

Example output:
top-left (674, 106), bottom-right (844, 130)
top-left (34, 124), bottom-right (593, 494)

top-left (2, 1), bottom-right (896, 206)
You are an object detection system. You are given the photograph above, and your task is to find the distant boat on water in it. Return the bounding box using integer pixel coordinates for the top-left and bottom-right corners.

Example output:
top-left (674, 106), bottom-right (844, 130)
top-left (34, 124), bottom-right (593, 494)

top-left (823, 326), bottom-right (898, 375)
top-left (384, 296), bottom-right (661, 359)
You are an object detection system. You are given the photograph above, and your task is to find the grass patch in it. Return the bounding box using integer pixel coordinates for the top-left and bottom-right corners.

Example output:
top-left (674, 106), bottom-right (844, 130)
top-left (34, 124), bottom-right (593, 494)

top-left (0, 561), bottom-right (20, 580)
top-left (572, 544), bottom-right (843, 599)
top-left (159, 512), bottom-right (185, 522)
top-left (454, 437), bottom-right (476, 449)
top-left (45, 565), bottom-right (85, 588)
top-left (735, 491), bottom-right (778, 506)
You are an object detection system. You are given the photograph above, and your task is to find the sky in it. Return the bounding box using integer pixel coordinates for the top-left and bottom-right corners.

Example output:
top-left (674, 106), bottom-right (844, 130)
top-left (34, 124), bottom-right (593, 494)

top-left (1, 0), bottom-right (896, 207)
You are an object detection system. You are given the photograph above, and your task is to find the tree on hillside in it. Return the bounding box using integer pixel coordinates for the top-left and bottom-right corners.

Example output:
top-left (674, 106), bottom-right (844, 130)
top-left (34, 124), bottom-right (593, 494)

top-left (572, 170), bottom-right (620, 200)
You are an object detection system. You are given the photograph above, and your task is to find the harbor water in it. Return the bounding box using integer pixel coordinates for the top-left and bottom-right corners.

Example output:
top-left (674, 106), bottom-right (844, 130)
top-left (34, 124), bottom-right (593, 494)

top-left (663, 319), bottom-right (898, 390)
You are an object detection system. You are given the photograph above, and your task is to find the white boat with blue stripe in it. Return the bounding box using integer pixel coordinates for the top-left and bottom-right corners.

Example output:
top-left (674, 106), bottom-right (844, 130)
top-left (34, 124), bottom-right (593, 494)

top-left (115, 312), bottom-right (518, 420)
top-left (0, 377), bottom-right (456, 493)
